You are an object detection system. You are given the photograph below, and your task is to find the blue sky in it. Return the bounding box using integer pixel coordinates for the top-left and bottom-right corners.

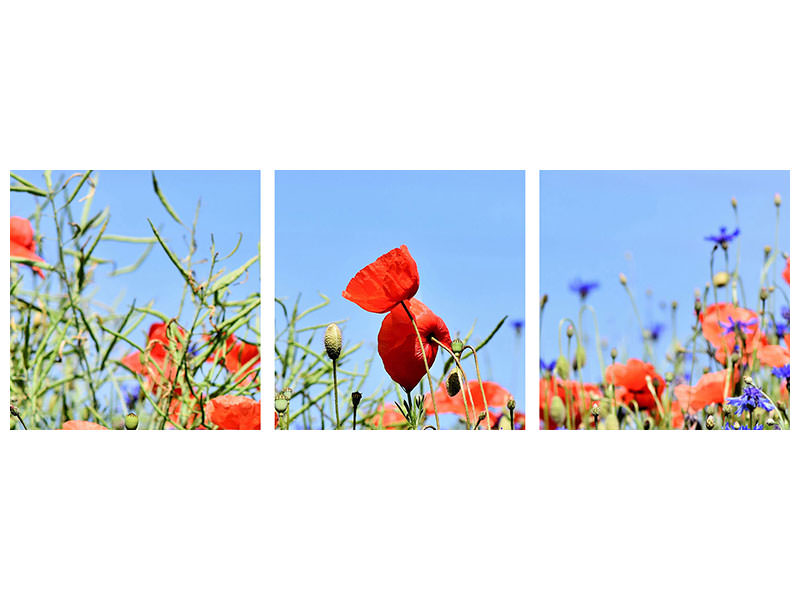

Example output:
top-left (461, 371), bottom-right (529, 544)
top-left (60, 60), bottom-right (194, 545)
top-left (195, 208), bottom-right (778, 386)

top-left (540, 170), bottom-right (790, 384)
top-left (276, 171), bottom-right (525, 424)
top-left (11, 169), bottom-right (261, 360)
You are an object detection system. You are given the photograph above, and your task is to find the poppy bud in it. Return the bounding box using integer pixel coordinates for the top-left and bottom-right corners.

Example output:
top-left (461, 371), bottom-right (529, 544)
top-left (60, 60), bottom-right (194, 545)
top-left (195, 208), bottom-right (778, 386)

top-left (549, 395), bottom-right (566, 425)
top-left (768, 285), bottom-right (775, 293)
top-left (619, 273), bottom-right (627, 285)
top-left (605, 411), bottom-right (620, 430)
top-left (324, 323), bottom-right (342, 361)
top-left (759, 287), bottom-right (769, 301)
top-left (694, 297), bottom-right (702, 314)
top-left (733, 422), bottom-right (741, 430)
top-left (643, 418), bottom-right (651, 430)
top-left (743, 375), bottom-right (754, 387)
top-left (451, 338), bottom-right (464, 355)
top-left (446, 370), bottom-right (461, 397)
top-left (723, 404), bottom-right (735, 417)
top-left (671, 300), bottom-right (678, 310)
top-left (556, 355), bottom-right (569, 379)
top-left (591, 403), bottom-right (600, 417)
top-left (506, 395), bottom-right (516, 411)
top-left (731, 197), bottom-right (737, 208)
top-left (566, 325), bottom-right (574, 339)
top-left (730, 351), bottom-right (741, 363)
top-left (351, 391), bottom-right (362, 409)
top-left (610, 347), bottom-right (618, 360)
top-left (712, 271), bottom-right (729, 287)
top-left (774, 193), bottom-right (781, 206)
top-left (274, 392), bottom-right (289, 414)
top-left (706, 415), bottom-right (715, 430)
top-left (703, 366), bottom-right (710, 374)
top-left (665, 372), bottom-right (674, 383)
top-left (764, 246), bottom-right (772, 257)
top-left (124, 412), bottom-right (139, 430)
top-left (573, 345), bottom-right (586, 370)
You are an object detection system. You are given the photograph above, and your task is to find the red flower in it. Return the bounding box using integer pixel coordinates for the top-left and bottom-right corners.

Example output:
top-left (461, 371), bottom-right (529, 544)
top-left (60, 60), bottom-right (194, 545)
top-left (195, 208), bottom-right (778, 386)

top-left (207, 395), bottom-right (260, 430)
top-left (539, 377), bottom-right (601, 429)
top-left (377, 298), bottom-right (451, 392)
top-left (343, 245), bottom-right (420, 313)
top-left (205, 334), bottom-right (260, 383)
top-left (699, 303), bottom-right (763, 363)
top-left (605, 358), bottom-right (665, 410)
top-left (783, 256), bottom-right (790, 285)
top-left (424, 380), bottom-right (511, 424)
top-left (673, 369), bottom-right (739, 412)
top-left (122, 322), bottom-right (187, 391)
top-left (61, 420), bottom-right (108, 430)
top-left (757, 344), bottom-right (789, 368)
top-left (372, 404), bottom-right (409, 429)
top-left (10, 216), bottom-right (46, 278)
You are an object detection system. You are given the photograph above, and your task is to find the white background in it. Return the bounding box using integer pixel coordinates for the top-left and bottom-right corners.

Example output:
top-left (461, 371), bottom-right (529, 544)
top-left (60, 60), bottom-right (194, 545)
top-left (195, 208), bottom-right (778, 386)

top-left (1, 1), bottom-right (797, 599)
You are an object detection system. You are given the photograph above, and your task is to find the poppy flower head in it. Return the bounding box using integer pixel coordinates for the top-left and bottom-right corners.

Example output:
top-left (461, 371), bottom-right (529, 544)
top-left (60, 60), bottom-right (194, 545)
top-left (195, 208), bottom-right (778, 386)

top-left (700, 303), bottom-right (762, 359)
top-left (10, 216), bottom-right (46, 278)
top-left (61, 420), bottom-right (108, 430)
top-left (343, 245), bottom-right (420, 313)
top-left (207, 395), bottom-right (261, 430)
top-left (783, 256), bottom-right (790, 285)
top-left (673, 369), bottom-right (739, 412)
top-left (122, 322), bottom-right (187, 389)
top-left (425, 380), bottom-right (511, 420)
top-left (605, 358), bottom-right (665, 410)
top-left (377, 298), bottom-right (450, 393)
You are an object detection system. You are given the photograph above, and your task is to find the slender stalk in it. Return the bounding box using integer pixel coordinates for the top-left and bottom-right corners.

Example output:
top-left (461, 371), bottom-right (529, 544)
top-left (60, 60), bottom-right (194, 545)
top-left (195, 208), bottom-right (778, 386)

top-left (400, 300), bottom-right (440, 430)
top-left (332, 359), bottom-right (340, 429)
top-left (431, 337), bottom-right (475, 429)
top-left (465, 344), bottom-right (490, 429)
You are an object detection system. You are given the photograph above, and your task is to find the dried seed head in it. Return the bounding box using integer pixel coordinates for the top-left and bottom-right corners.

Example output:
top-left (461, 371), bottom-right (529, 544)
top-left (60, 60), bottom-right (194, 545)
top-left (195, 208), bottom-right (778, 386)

top-left (324, 323), bottom-right (342, 360)
top-left (351, 391), bottom-right (362, 409)
top-left (706, 415), bottom-right (715, 430)
top-left (506, 395), bottom-right (516, 411)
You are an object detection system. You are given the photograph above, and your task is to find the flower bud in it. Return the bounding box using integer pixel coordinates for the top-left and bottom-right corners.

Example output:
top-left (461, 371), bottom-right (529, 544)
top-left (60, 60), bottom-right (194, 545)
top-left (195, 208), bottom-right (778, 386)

top-left (450, 338), bottom-right (464, 355)
top-left (743, 375), bottom-right (754, 387)
top-left (665, 372), bottom-right (674, 384)
top-left (733, 422), bottom-right (741, 430)
top-left (351, 391), bottom-right (362, 409)
top-left (549, 395), bottom-right (566, 425)
top-left (274, 391), bottom-right (289, 414)
top-left (731, 197), bottom-right (737, 208)
top-left (643, 418), bottom-right (651, 430)
top-left (760, 287), bottom-right (769, 301)
top-left (556, 355), bottom-right (569, 379)
top-left (723, 404), bottom-right (735, 417)
top-left (730, 350), bottom-right (741, 362)
top-left (764, 245), bottom-right (771, 257)
top-left (591, 403), bottom-right (600, 417)
top-left (774, 193), bottom-right (781, 206)
top-left (671, 300), bottom-right (678, 310)
top-left (124, 412), bottom-right (139, 430)
top-left (610, 347), bottom-right (618, 360)
top-left (506, 395), bottom-right (516, 411)
top-left (706, 415), bottom-right (715, 430)
top-left (766, 418), bottom-right (777, 429)
top-left (446, 370), bottom-right (461, 397)
top-left (566, 325), bottom-right (574, 339)
top-left (324, 323), bottom-right (342, 361)
top-left (619, 273), bottom-right (627, 285)
top-left (712, 271), bottom-right (729, 287)
top-left (694, 297), bottom-right (702, 314)
top-left (574, 345), bottom-right (586, 369)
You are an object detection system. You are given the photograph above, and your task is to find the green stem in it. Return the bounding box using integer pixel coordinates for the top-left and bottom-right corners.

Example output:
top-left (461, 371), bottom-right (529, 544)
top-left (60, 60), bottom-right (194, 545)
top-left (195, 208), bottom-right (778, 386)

top-left (465, 344), bottom-right (490, 430)
top-left (400, 301), bottom-right (440, 430)
top-left (332, 359), bottom-right (340, 429)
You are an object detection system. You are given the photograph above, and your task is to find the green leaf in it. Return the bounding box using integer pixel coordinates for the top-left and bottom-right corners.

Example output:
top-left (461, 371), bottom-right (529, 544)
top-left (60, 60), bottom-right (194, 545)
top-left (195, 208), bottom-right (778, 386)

top-left (207, 253), bottom-right (259, 295)
top-left (151, 171), bottom-right (184, 226)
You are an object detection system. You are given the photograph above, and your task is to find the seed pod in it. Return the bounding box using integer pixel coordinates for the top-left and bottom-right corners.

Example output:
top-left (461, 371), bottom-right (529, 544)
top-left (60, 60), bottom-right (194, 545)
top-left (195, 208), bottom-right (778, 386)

top-left (506, 395), bottom-right (516, 411)
top-left (549, 395), bottom-right (566, 425)
top-left (274, 391), bottom-right (289, 414)
top-left (446, 370), bottom-right (461, 397)
top-left (324, 323), bottom-right (342, 361)
top-left (351, 391), bottom-right (362, 409)
top-left (712, 271), bottom-right (729, 287)
top-left (574, 345), bottom-right (586, 369)
top-left (556, 355), bottom-right (569, 379)
top-left (450, 338), bottom-right (464, 355)
top-left (706, 415), bottom-right (715, 430)
top-left (124, 413), bottom-right (139, 430)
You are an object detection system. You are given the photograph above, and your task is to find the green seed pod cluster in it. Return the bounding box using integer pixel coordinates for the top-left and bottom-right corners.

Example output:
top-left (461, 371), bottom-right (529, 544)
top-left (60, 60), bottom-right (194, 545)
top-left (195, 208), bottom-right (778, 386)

top-left (324, 323), bottom-right (342, 361)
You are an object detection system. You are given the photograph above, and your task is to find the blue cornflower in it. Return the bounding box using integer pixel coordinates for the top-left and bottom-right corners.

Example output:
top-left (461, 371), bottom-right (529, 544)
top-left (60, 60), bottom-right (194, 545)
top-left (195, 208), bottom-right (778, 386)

top-left (704, 226), bottom-right (740, 245)
top-left (780, 306), bottom-right (789, 323)
top-left (645, 323), bottom-right (664, 342)
top-left (772, 364), bottom-right (790, 380)
top-left (773, 322), bottom-right (788, 337)
top-left (540, 358), bottom-right (556, 372)
top-left (188, 343), bottom-right (200, 357)
top-left (721, 316), bottom-right (758, 336)
top-left (122, 384), bottom-right (141, 410)
top-left (511, 319), bottom-right (524, 334)
top-left (723, 422), bottom-right (764, 430)
top-left (568, 278), bottom-right (600, 299)
top-left (725, 384), bottom-right (775, 415)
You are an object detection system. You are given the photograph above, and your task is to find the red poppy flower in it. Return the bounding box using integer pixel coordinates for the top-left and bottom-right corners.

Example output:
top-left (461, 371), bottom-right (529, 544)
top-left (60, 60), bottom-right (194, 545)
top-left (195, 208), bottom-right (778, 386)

top-left (783, 256), bottom-right (790, 285)
top-left (424, 380), bottom-right (511, 424)
top-left (372, 404), bottom-right (409, 429)
top-left (605, 358), bottom-right (665, 410)
top-left (343, 245), bottom-right (420, 313)
top-left (699, 303), bottom-right (763, 363)
top-left (122, 322), bottom-right (187, 391)
top-left (61, 420), bottom-right (108, 430)
top-left (539, 377), bottom-right (601, 429)
top-left (204, 334), bottom-right (260, 383)
top-left (206, 395), bottom-right (260, 430)
top-left (377, 298), bottom-right (451, 392)
top-left (756, 344), bottom-right (789, 368)
top-left (673, 369), bottom-right (739, 412)
top-left (10, 216), bottom-right (46, 278)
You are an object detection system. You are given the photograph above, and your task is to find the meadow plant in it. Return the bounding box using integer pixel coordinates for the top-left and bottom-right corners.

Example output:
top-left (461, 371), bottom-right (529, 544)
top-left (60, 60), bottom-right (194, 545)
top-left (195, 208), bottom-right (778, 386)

top-left (541, 194), bottom-right (790, 430)
top-left (275, 245), bottom-right (521, 430)
top-left (9, 171), bottom-right (260, 430)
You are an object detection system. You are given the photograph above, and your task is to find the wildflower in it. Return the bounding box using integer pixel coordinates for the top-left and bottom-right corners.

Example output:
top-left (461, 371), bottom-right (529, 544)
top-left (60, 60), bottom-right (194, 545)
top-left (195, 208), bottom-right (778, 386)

top-left (783, 257), bottom-right (790, 285)
top-left (539, 358), bottom-right (556, 372)
top-left (207, 395), bottom-right (261, 430)
top-left (781, 306), bottom-right (789, 323)
top-left (723, 423), bottom-right (764, 430)
top-left (756, 344), bottom-right (789, 368)
top-left (204, 333), bottom-right (260, 384)
top-left (568, 278), bottom-right (600, 299)
top-left (673, 369), bottom-right (739, 412)
top-left (342, 245), bottom-right (419, 313)
top-left (605, 358), bottom-right (665, 410)
top-left (10, 216), bottom-right (47, 278)
top-left (704, 226), bottom-right (740, 245)
top-left (725, 384), bottom-right (775, 416)
top-left (425, 380), bottom-right (511, 422)
top-left (539, 377), bottom-right (602, 429)
top-left (61, 420), bottom-right (108, 430)
top-left (122, 322), bottom-right (187, 390)
top-left (700, 303), bottom-right (765, 363)
top-left (510, 319), bottom-right (524, 334)
top-left (720, 316), bottom-right (758, 336)
top-left (377, 298), bottom-right (450, 392)
top-left (772, 364), bottom-right (790, 380)
top-left (644, 323), bottom-right (664, 342)
top-left (372, 404), bottom-right (409, 429)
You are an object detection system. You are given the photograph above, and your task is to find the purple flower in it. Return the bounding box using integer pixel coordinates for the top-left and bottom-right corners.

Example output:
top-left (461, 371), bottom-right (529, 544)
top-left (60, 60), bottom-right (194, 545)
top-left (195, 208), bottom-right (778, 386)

top-left (726, 384), bottom-right (775, 415)
top-left (510, 319), bottom-right (524, 334)
top-left (568, 278), bottom-right (600, 299)
top-left (540, 358), bottom-right (556, 372)
top-left (772, 365), bottom-right (790, 379)
top-left (780, 306), bottom-right (789, 323)
top-left (646, 323), bottom-right (664, 342)
top-left (723, 422), bottom-right (765, 430)
top-left (721, 316), bottom-right (758, 336)
top-left (704, 226), bottom-right (740, 245)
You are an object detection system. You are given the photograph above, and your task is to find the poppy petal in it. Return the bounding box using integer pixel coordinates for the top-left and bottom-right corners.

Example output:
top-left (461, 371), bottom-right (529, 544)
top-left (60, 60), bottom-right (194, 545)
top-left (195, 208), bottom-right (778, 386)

top-left (343, 245), bottom-right (420, 313)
